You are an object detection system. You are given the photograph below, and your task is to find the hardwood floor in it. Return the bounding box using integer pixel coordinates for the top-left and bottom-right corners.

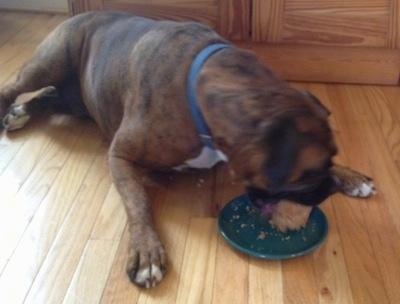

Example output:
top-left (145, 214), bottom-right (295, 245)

top-left (1, 11), bottom-right (400, 304)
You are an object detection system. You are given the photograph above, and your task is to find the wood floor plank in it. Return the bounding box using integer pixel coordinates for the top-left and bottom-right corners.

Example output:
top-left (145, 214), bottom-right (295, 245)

top-left (0, 13), bottom-right (67, 85)
top-left (0, 118), bottom-right (83, 273)
top-left (381, 86), bottom-right (400, 118)
top-left (175, 218), bottom-right (218, 304)
top-left (0, 46), bottom-right (36, 85)
top-left (282, 256), bottom-right (319, 304)
top-left (5, 13), bottom-right (66, 47)
top-left (0, 122), bottom-right (52, 196)
top-left (0, 120), bottom-right (102, 304)
top-left (304, 83), bottom-right (358, 304)
top-left (364, 86), bottom-right (400, 161)
top-left (344, 85), bottom-right (400, 214)
top-left (326, 85), bottom-right (390, 304)
top-left (21, 143), bottom-right (111, 304)
top-left (100, 227), bottom-right (141, 303)
top-left (379, 86), bottom-right (400, 162)
top-left (212, 237), bottom-right (249, 304)
top-left (313, 200), bottom-right (354, 304)
top-left (0, 142), bottom-right (22, 174)
top-left (0, 193), bottom-right (29, 275)
top-left (0, 12), bottom-right (36, 45)
top-left (342, 85), bottom-right (400, 304)
top-left (62, 240), bottom-right (119, 304)
top-left (6, 116), bottom-right (85, 196)
top-left (249, 259), bottom-right (283, 304)
top-left (314, 235), bottom-right (354, 304)
top-left (90, 185), bottom-right (127, 241)
top-left (212, 164), bottom-right (249, 304)
top-left (0, 118), bottom-right (91, 274)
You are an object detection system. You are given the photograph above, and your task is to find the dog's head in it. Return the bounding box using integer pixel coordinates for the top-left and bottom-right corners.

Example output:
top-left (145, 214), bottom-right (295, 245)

top-left (198, 49), bottom-right (338, 211)
top-left (225, 89), bottom-right (338, 211)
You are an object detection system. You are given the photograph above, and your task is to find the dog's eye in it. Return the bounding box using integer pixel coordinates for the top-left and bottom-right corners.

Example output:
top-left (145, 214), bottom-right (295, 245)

top-left (305, 170), bottom-right (326, 178)
top-left (304, 170), bottom-right (324, 179)
top-left (292, 168), bottom-right (329, 193)
top-left (302, 165), bottom-right (330, 180)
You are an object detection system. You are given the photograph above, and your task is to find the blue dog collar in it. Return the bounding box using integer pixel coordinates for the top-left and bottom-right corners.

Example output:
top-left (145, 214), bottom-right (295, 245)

top-left (187, 43), bottom-right (232, 148)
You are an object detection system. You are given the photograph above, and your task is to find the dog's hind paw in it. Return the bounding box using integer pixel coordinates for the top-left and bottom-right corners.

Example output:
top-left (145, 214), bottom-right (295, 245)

top-left (2, 104), bottom-right (30, 131)
top-left (126, 242), bottom-right (167, 288)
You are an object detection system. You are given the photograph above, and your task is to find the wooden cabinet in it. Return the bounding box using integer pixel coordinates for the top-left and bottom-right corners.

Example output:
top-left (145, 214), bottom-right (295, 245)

top-left (69, 0), bottom-right (400, 85)
top-left (244, 0), bottom-right (400, 85)
top-left (68, 0), bottom-right (250, 40)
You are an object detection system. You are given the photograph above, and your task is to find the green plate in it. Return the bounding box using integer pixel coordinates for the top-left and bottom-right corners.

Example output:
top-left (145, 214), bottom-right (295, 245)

top-left (218, 195), bottom-right (328, 259)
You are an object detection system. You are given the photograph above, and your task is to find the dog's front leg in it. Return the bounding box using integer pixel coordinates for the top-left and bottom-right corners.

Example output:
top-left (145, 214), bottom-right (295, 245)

top-left (108, 152), bottom-right (167, 288)
top-left (270, 165), bottom-right (377, 232)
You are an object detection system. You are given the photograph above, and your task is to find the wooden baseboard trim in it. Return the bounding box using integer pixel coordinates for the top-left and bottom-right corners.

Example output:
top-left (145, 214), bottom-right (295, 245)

top-left (0, 7), bottom-right (68, 15)
top-left (234, 42), bottom-right (400, 85)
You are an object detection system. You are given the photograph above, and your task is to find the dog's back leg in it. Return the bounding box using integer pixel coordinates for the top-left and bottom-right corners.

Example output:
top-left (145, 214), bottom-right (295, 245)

top-left (0, 25), bottom-right (78, 130)
top-left (2, 78), bottom-right (88, 131)
top-left (2, 87), bottom-right (59, 131)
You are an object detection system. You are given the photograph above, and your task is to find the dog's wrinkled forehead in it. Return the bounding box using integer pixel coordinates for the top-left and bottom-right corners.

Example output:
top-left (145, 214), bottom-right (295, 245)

top-left (262, 121), bottom-right (334, 188)
top-left (260, 90), bottom-right (336, 191)
top-left (247, 172), bottom-right (336, 208)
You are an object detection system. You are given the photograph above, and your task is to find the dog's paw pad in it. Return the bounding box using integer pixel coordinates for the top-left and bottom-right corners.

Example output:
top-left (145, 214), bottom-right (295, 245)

top-left (127, 261), bottom-right (166, 288)
top-left (126, 244), bottom-right (167, 288)
top-left (2, 104), bottom-right (30, 131)
top-left (134, 264), bottom-right (164, 288)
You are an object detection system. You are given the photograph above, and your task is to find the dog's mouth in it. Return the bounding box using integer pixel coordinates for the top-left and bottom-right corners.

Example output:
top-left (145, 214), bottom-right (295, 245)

top-left (246, 187), bottom-right (280, 218)
top-left (246, 176), bottom-right (337, 217)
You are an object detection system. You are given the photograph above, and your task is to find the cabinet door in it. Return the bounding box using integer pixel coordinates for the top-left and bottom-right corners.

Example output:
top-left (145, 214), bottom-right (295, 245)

top-left (252, 0), bottom-right (399, 48)
top-left (70, 0), bottom-right (250, 40)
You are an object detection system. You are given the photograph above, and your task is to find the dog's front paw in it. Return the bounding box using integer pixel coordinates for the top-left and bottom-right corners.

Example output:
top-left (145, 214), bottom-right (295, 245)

top-left (343, 176), bottom-right (376, 197)
top-left (269, 200), bottom-right (313, 233)
top-left (331, 165), bottom-right (377, 198)
top-left (126, 233), bottom-right (167, 288)
top-left (2, 104), bottom-right (30, 131)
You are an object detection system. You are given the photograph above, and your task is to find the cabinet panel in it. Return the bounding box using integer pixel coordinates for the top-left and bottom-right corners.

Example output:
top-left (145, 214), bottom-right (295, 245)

top-left (253, 0), bottom-right (393, 47)
top-left (219, 0), bottom-right (250, 40)
top-left (252, 0), bottom-right (285, 42)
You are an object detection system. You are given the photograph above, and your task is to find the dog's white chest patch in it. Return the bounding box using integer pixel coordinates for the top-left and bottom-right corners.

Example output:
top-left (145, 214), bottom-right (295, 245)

top-left (174, 146), bottom-right (228, 170)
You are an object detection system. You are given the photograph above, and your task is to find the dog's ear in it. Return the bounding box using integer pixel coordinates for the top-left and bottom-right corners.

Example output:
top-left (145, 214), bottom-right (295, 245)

top-left (263, 119), bottom-right (299, 190)
top-left (303, 90), bottom-right (331, 119)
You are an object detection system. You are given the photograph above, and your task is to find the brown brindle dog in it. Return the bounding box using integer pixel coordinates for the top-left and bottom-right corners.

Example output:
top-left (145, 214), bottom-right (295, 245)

top-left (0, 12), bottom-right (376, 288)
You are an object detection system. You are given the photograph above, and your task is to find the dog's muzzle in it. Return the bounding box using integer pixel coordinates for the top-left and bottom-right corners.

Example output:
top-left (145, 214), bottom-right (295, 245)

top-left (246, 175), bottom-right (338, 217)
